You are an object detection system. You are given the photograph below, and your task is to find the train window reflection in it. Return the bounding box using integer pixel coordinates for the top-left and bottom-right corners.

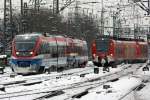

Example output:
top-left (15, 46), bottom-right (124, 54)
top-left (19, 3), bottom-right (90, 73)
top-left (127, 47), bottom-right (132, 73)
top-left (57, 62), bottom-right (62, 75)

top-left (95, 39), bottom-right (109, 52)
top-left (15, 42), bottom-right (35, 51)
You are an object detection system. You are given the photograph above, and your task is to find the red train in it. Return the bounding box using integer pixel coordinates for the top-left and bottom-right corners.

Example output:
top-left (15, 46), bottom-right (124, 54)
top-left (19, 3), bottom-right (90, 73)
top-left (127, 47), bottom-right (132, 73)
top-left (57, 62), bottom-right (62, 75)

top-left (91, 36), bottom-right (148, 67)
top-left (10, 32), bottom-right (88, 74)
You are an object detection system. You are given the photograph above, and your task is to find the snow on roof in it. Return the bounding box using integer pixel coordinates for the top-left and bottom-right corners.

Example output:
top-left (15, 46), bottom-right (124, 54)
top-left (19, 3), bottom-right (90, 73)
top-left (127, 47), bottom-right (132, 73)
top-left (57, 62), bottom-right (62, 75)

top-left (16, 33), bottom-right (42, 37)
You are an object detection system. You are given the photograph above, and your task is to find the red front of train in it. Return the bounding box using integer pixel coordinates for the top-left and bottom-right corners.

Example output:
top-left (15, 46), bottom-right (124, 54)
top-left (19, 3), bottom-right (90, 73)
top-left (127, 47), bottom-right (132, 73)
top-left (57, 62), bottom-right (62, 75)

top-left (91, 36), bottom-right (148, 67)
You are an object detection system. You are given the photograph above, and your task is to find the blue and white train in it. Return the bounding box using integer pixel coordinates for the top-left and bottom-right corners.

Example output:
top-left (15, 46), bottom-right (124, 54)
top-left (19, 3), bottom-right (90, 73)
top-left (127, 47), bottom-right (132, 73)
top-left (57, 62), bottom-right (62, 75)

top-left (10, 32), bottom-right (88, 74)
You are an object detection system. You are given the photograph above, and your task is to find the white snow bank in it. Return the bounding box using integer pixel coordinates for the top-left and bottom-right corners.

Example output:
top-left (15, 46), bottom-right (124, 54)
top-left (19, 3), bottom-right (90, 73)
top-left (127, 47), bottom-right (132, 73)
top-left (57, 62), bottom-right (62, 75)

top-left (132, 65), bottom-right (150, 100)
top-left (136, 83), bottom-right (150, 100)
top-left (78, 76), bottom-right (142, 100)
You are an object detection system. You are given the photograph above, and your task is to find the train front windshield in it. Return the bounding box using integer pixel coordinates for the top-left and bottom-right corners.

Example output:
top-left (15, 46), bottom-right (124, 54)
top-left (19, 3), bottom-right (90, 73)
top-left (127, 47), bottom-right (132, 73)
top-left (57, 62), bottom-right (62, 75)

top-left (14, 35), bottom-right (38, 52)
top-left (95, 38), bottom-right (109, 52)
top-left (15, 42), bottom-right (35, 51)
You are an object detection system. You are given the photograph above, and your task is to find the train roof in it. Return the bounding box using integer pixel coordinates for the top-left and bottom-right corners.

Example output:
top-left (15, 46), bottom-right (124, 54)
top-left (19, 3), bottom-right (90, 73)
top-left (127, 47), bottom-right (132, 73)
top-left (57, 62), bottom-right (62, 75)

top-left (97, 35), bottom-right (145, 42)
top-left (15, 32), bottom-right (86, 42)
top-left (16, 34), bottom-right (42, 37)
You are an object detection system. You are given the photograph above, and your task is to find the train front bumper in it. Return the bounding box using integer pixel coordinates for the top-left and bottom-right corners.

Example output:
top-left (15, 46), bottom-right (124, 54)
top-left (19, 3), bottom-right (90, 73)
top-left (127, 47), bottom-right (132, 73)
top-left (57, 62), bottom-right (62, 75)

top-left (10, 59), bottom-right (42, 74)
top-left (11, 64), bottom-right (37, 74)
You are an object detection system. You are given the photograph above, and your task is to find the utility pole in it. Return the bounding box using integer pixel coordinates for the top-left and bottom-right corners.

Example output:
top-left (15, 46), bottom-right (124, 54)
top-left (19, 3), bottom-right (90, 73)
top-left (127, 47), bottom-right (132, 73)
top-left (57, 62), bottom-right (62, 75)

top-left (52, 0), bottom-right (75, 34)
top-left (21, 0), bottom-right (23, 15)
top-left (53, 0), bottom-right (59, 14)
top-left (34, 0), bottom-right (40, 12)
top-left (100, 0), bottom-right (104, 36)
top-left (148, 0), bottom-right (150, 14)
top-left (3, 0), bottom-right (13, 53)
top-left (20, 0), bottom-right (23, 33)
top-left (22, 2), bottom-right (28, 33)
top-left (74, 0), bottom-right (81, 38)
top-left (28, 0), bottom-right (41, 32)
top-left (113, 12), bottom-right (116, 37)
top-left (21, 0), bottom-right (29, 33)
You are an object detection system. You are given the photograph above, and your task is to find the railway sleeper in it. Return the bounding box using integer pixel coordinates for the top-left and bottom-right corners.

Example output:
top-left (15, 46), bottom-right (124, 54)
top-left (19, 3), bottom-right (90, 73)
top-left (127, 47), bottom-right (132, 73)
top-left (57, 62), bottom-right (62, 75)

top-left (33, 90), bottom-right (65, 100)
top-left (57, 67), bottom-right (64, 72)
top-left (45, 65), bottom-right (57, 73)
top-left (80, 73), bottom-right (89, 77)
top-left (142, 66), bottom-right (149, 71)
top-left (23, 80), bottom-right (42, 86)
top-left (3, 80), bottom-right (26, 86)
top-left (103, 85), bottom-right (111, 89)
top-left (0, 85), bottom-right (5, 92)
top-left (135, 84), bottom-right (146, 91)
top-left (110, 78), bottom-right (119, 82)
top-left (72, 90), bottom-right (88, 98)
top-left (0, 67), bottom-right (4, 74)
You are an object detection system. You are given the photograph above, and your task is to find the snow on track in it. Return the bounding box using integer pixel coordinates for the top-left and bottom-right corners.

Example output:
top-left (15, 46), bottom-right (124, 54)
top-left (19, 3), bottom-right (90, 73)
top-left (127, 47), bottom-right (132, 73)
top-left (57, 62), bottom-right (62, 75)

top-left (0, 63), bottom-right (146, 100)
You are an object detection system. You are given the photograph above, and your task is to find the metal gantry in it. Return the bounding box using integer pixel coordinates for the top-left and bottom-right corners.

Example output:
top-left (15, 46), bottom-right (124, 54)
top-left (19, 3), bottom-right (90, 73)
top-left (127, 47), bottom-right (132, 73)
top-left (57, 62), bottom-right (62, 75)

top-left (22, 2), bottom-right (28, 33)
top-left (53, 0), bottom-right (76, 14)
top-left (133, 0), bottom-right (150, 15)
top-left (53, 0), bottom-right (59, 14)
top-left (3, 0), bottom-right (13, 52)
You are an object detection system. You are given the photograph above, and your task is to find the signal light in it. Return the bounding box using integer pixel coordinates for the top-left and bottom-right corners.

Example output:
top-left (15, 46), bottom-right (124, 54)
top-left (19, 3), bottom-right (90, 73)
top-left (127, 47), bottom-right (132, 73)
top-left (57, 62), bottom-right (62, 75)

top-left (110, 54), bottom-right (113, 56)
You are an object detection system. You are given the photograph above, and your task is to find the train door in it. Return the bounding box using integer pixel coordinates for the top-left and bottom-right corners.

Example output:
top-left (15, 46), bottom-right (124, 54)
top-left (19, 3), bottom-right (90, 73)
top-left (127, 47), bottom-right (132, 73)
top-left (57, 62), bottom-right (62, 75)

top-left (66, 38), bottom-right (75, 68)
top-left (39, 39), bottom-right (58, 70)
top-left (55, 37), bottom-right (67, 68)
top-left (48, 41), bottom-right (58, 69)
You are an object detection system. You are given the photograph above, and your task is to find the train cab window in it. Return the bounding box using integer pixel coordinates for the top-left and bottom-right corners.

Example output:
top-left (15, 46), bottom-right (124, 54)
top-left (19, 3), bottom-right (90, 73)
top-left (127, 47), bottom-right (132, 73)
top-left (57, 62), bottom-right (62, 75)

top-left (15, 42), bottom-right (35, 51)
top-left (95, 38), bottom-right (109, 52)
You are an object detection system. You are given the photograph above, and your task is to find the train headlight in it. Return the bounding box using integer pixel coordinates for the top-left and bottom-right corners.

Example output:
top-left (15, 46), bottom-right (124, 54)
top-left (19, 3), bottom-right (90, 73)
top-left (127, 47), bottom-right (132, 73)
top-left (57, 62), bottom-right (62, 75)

top-left (110, 54), bottom-right (113, 56)
top-left (93, 54), bottom-right (96, 58)
top-left (16, 52), bottom-right (19, 55)
top-left (30, 52), bottom-right (33, 55)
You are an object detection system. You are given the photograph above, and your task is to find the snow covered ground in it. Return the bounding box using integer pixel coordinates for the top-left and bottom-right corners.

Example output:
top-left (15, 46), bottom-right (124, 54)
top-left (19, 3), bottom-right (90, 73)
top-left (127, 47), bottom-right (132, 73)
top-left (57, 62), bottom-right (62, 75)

top-left (77, 63), bottom-right (150, 100)
top-left (0, 62), bottom-right (150, 100)
top-left (132, 65), bottom-right (150, 100)
top-left (77, 76), bottom-right (142, 100)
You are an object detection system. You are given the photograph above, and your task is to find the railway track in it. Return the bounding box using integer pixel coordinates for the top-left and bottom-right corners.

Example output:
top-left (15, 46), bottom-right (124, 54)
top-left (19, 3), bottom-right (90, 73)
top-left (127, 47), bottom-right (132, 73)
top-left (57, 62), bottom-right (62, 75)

top-left (118, 65), bottom-right (150, 100)
top-left (56, 63), bottom-right (145, 100)
top-left (0, 66), bottom-right (94, 87)
top-left (0, 63), bottom-right (144, 100)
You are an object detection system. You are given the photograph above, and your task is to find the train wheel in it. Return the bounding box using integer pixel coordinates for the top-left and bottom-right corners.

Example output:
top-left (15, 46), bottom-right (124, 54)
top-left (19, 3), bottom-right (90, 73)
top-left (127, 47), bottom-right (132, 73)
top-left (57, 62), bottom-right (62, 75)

top-left (81, 62), bottom-right (87, 68)
top-left (73, 60), bottom-right (78, 68)
top-left (103, 67), bottom-right (109, 72)
top-left (49, 65), bottom-right (57, 72)
top-left (11, 67), bottom-right (14, 72)
top-left (58, 67), bottom-right (64, 72)
top-left (38, 66), bottom-right (44, 74)
top-left (112, 63), bottom-right (117, 68)
top-left (67, 62), bottom-right (72, 69)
